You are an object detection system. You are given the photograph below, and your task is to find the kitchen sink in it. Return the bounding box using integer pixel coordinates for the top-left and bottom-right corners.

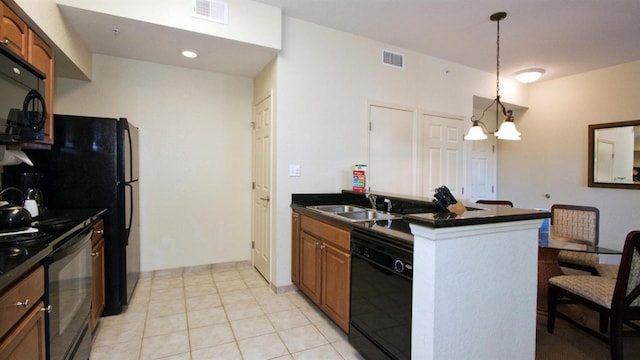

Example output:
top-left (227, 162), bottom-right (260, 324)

top-left (336, 210), bottom-right (402, 222)
top-left (308, 205), bottom-right (367, 213)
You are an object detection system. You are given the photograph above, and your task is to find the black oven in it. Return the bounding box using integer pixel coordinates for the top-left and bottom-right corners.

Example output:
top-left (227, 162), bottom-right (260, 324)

top-left (44, 226), bottom-right (93, 360)
top-left (0, 45), bottom-right (46, 144)
top-left (349, 229), bottom-right (413, 360)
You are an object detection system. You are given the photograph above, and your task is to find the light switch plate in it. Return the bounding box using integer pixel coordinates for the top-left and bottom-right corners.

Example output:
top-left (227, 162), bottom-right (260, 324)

top-left (289, 164), bottom-right (301, 177)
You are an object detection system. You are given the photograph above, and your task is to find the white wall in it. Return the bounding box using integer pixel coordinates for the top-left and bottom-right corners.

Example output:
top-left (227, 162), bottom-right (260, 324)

top-left (498, 60), bottom-right (640, 251)
top-left (55, 54), bottom-right (254, 272)
top-left (272, 17), bottom-right (529, 287)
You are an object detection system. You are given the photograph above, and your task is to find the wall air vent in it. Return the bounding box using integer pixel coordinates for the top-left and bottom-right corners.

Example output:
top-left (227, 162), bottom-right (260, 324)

top-left (193, 0), bottom-right (229, 24)
top-left (382, 49), bottom-right (404, 69)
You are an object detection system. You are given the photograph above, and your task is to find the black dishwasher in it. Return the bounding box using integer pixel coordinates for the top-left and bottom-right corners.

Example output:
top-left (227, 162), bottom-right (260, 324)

top-left (349, 229), bottom-right (413, 360)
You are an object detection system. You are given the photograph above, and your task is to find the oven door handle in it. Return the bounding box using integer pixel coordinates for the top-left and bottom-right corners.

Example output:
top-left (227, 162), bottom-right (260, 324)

top-left (48, 227), bottom-right (93, 263)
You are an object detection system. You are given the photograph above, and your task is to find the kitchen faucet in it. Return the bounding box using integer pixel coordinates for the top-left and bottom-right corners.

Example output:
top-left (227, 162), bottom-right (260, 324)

top-left (366, 193), bottom-right (377, 209)
top-left (384, 198), bottom-right (392, 212)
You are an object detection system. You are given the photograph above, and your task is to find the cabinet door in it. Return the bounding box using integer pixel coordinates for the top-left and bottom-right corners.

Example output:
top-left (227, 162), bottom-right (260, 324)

top-left (0, 4), bottom-right (27, 58)
top-left (291, 212), bottom-right (300, 286)
top-left (321, 242), bottom-right (350, 332)
top-left (27, 30), bottom-right (54, 146)
top-left (299, 232), bottom-right (321, 304)
top-left (90, 238), bottom-right (105, 333)
top-left (0, 301), bottom-right (46, 360)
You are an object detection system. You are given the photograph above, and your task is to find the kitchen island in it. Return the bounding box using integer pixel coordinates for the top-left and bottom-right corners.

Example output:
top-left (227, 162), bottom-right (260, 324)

top-left (406, 210), bottom-right (546, 360)
top-left (292, 191), bottom-right (548, 360)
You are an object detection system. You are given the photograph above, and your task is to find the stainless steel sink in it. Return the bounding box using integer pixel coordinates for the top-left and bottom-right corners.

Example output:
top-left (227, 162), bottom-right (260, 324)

top-left (308, 205), bottom-right (367, 213)
top-left (336, 210), bottom-right (402, 222)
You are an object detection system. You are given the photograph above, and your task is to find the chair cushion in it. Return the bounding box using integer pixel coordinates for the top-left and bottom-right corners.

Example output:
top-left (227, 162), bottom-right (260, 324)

top-left (595, 264), bottom-right (619, 279)
top-left (557, 250), bottom-right (599, 267)
top-left (549, 275), bottom-right (616, 309)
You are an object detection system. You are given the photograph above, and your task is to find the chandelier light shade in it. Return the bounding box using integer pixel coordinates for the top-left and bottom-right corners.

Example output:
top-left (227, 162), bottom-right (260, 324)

top-left (464, 12), bottom-right (521, 141)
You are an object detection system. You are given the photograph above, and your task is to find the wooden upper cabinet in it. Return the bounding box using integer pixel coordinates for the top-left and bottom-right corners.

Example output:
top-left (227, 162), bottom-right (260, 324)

top-left (0, 3), bottom-right (27, 59)
top-left (27, 29), bottom-right (54, 145)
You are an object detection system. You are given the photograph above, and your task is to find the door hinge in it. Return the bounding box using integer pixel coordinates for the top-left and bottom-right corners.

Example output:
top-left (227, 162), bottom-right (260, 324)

top-left (492, 185), bottom-right (495, 193)
top-left (461, 187), bottom-right (464, 194)
top-left (252, 241), bottom-right (255, 249)
top-left (492, 145), bottom-right (495, 153)
top-left (369, 122), bottom-right (372, 131)
top-left (251, 121), bottom-right (256, 130)
top-left (252, 181), bottom-right (255, 189)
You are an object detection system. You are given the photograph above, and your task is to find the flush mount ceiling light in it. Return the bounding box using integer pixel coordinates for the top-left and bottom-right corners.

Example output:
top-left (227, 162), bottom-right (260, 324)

top-left (514, 68), bottom-right (546, 83)
top-left (465, 12), bottom-right (521, 141)
top-left (181, 50), bottom-right (198, 58)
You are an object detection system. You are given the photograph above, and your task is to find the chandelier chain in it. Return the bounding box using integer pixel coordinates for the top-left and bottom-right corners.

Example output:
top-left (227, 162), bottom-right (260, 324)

top-left (496, 18), bottom-right (500, 98)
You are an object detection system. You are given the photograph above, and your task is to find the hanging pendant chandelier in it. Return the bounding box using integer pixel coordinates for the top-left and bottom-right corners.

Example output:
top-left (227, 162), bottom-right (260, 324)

top-left (464, 12), bottom-right (521, 141)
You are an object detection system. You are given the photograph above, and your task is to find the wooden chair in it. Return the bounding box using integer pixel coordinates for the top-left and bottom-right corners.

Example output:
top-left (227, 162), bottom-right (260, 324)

top-left (475, 200), bottom-right (513, 207)
top-left (547, 231), bottom-right (640, 360)
top-left (552, 204), bottom-right (600, 275)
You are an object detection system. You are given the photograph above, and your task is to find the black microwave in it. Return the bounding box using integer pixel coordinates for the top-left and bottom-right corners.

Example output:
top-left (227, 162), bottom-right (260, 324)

top-left (0, 45), bottom-right (46, 144)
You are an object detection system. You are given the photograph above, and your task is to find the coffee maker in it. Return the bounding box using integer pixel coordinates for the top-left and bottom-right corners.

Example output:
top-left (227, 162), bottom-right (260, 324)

top-left (19, 172), bottom-right (46, 218)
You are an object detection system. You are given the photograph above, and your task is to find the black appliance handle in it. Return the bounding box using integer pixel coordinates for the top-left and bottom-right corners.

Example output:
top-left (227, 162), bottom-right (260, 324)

top-left (49, 227), bottom-right (93, 263)
top-left (23, 89), bottom-right (46, 132)
top-left (121, 117), bottom-right (134, 246)
top-left (124, 182), bottom-right (134, 245)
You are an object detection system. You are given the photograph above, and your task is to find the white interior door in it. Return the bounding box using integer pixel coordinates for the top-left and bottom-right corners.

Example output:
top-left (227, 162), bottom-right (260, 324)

top-left (420, 114), bottom-right (464, 198)
top-left (467, 137), bottom-right (496, 202)
top-left (596, 140), bottom-right (614, 182)
top-left (368, 105), bottom-right (416, 195)
top-left (252, 92), bottom-right (272, 281)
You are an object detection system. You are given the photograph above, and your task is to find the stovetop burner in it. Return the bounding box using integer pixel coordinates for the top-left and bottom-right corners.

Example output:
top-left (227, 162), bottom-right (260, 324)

top-left (33, 217), bottom-right (75, 231)
top-left (0, 230), bottom-right (53, 246)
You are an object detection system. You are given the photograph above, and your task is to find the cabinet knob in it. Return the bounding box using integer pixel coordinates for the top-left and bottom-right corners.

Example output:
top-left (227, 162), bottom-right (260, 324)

top-left (96, 229), bottom-right (104, 234)
top-left (15, 299), bottom-right (29, 307)
top-left (314, 241), bottom-right (319, 246)
top-left (40, 305), bottom-right (52, 313)
top-left (1, 39), bottom-right (8, 46)
top-left (320, 245), bottom-right (326, 250)
top-left (92, 251), bottom-right (99, 257)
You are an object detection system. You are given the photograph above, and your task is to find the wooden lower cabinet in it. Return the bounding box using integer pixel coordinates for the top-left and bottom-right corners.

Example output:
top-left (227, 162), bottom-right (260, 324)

top-left (0, 266), bottom-right (46, 360)
top-left (293, 213), bottom-right (351, 332)
top-left (321, 241), bottom-right (350, 330)
top-left (0, 301), bottom-right (46, 360)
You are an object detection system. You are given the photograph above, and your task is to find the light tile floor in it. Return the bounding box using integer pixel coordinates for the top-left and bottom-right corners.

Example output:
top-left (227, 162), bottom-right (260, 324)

top-left (90, 263), bottom-right (364, 360)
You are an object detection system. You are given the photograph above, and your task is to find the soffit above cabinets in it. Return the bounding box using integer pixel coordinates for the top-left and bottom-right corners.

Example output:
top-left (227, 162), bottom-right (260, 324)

top-left (54, 0), bottom-right (281, 78)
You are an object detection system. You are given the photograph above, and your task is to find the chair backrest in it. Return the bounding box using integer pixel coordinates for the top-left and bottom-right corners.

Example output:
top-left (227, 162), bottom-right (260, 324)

top-left (612, 231), bottom-right (640, 310)
top-left (551, 204), bottom-right (599, 245)
top-left (476, 200), bottom-right (514, 207)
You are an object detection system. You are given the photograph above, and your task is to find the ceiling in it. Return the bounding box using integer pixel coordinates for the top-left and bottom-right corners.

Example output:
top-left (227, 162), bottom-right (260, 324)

top-left (57, 0), bottom-right (640, 81)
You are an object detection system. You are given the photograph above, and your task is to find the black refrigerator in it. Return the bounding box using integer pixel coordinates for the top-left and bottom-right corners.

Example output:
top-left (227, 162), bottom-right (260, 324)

top-left (24, 114), bottom-right (140, 316)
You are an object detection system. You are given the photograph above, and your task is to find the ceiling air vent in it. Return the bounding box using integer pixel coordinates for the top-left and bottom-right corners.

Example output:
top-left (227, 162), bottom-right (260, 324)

top-left (193, 0), bottom-right (228, 24)
top-left (382, 49), bottom-right (404, 69)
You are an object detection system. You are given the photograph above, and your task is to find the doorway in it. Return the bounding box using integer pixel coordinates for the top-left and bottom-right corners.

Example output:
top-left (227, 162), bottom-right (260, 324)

top-left (252, 91), bottom-right (273, 281)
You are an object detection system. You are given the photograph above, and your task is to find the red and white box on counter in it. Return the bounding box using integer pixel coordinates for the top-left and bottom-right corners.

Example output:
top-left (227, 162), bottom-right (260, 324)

top-left (352, 164), bottom-right (367, 192)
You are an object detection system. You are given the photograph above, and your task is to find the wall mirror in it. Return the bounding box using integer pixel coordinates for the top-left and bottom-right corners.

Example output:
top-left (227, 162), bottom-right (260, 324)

top-left (588, 120), bottom-right (640, 189)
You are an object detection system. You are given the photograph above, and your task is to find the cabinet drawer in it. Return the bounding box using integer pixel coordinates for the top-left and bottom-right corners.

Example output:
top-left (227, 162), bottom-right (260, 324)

top-left (92, 219), bottom-right (105, 245)
top-left (0, 266), bottom-right (44, 339)
top-left (301, 215), bottom-right (350, 251)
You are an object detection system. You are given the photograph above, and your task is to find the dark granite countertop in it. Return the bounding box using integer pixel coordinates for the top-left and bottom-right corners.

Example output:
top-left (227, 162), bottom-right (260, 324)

top-left (405, 205), bottom-right (549, 228)
top-left (0, 208), bottom-right (107, 293)
top-left (292, 191), bottom-right (550, 243)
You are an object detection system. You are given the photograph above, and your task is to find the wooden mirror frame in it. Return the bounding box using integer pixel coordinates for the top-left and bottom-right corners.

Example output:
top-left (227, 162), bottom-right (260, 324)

top-left (588, 120), bottom-right (640, 189)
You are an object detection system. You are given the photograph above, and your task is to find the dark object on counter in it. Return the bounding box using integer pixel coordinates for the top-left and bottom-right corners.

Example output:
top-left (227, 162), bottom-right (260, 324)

top-left (21, 172), bottom-right (46, 217)
top-left (0, 204), bottom-right (32, 231)
top-left (432, 185), bottom-right (458, 211)
top-left (19, 115), bottom-right (140, 316)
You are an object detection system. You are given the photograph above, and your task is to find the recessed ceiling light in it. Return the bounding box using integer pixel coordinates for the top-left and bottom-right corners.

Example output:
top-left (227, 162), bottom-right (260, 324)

top-left (514, 68), bottom-right (545, 83)
top-left (181, 50), bottom-right (198, 59)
